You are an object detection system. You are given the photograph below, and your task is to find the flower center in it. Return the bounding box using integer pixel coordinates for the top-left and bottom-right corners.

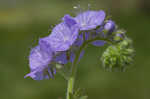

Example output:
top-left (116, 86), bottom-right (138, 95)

top-left (64, 36), bottom-right (69, 42)
top-left (81, 23), bottom-right (87, 27)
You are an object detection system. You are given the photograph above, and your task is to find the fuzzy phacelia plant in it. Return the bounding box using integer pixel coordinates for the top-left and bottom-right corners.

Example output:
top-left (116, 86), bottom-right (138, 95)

top-left (25, 8), bottom-right (135, 99)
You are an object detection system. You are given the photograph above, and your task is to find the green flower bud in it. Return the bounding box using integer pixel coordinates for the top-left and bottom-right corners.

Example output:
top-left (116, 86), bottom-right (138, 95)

top-left (101, 38), bottom-right (135, 72)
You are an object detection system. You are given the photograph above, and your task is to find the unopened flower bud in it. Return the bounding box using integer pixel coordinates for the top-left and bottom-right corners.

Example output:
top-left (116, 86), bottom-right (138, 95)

top-left (104, 20), bottom-right (115, 33)
top-left (101, 38), bottom-right (135, 72)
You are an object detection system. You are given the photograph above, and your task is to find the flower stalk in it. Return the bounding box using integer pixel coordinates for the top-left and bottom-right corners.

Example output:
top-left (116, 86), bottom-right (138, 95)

top-left (66, 37), bottom-right (112, 99)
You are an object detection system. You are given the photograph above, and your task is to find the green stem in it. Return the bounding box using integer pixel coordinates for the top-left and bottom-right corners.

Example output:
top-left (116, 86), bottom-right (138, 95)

top-left (66, 76), bottom-right (74, 99)
top-left (66, 37), bottom-right (112, 99)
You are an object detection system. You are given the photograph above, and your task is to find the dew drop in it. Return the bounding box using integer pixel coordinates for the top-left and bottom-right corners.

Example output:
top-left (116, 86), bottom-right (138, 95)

top-left (73, 6), bottom-right (78, 9)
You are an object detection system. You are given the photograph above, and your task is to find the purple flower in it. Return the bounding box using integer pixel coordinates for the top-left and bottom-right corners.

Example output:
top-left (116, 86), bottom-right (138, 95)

top-left (75, 10), bottom-right (106, 30)
top-left (42, 19), bottom-right (79, 52)
top-left (24, 45), bottom-right (55, 80)
top-left (104, 20), bottom-right (115, 33)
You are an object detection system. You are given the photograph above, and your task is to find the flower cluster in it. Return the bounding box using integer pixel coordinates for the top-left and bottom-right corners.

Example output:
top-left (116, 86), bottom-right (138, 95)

top-left (101, 38), bottom-right (135, 72)
top-left (25, 10), bottom-right (126, 80)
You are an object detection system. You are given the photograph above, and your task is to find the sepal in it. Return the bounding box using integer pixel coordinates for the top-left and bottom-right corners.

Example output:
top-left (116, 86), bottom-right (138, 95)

top-left (54, 63), bottom-right (71, 80)
top-left (113, 29), bottom-right (126, 42)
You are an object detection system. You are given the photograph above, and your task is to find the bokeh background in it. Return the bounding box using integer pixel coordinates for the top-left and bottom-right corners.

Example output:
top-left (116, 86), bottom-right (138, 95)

top-left (0, 0), bottom-right (150, 99)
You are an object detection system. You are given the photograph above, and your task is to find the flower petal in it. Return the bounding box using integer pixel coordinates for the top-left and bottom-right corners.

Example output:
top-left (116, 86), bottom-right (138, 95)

top-left (29, 46), bottom-right (52, 71)
top-left (55, 52), bottom-right (68, 64)
top-left (62, 14), bottom-right (77, 28)
top-left (25, 45), bottom-right (54, 80)
top-left (92, 40), bottom-right (106, 46)
top-left (44, 22), bottom-right (79, 51)
top-left (75, 10), bottom-right (106, 30)
top-left (104, 20), bottom-right (116, 33)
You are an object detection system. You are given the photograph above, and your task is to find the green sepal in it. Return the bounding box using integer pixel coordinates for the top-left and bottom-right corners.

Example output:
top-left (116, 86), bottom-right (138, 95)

top-left (54, 63), bottom-right (72, 80)
top-left (104, 15), bottom-right (112, 22)
top-left (114, 35), bottom-right (123, 41)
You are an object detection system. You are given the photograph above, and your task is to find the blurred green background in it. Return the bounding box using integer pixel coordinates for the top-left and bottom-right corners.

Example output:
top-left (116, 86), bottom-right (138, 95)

top-left (0, 0), bottom-right (150, 99)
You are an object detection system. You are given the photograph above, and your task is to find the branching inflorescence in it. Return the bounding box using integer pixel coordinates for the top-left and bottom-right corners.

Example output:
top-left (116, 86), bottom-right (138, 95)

top-left (25, 9), bottom-right (135, 99)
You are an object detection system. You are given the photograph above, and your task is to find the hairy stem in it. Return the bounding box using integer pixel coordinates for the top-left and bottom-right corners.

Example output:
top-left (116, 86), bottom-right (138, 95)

top-left (66, 37), bottom-right (112, 99)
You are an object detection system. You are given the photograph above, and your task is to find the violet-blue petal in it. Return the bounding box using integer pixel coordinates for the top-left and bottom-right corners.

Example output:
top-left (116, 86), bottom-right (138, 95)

top-left (25, 66), bottom-right (56, 80)
top-left (39, 38), bottom-right (54, 54)
top-left (62, 14), bottom-right (77, 28)
top-left (85, 32), bottom-right (90, 40)
top-left (104, 20), bottom-right (115, 33)
top-left (70, 50), bottom-right (84, 63)
top-left (55, 52), bottom-right (68, 64)
top-left (45, 22), bottom-right (79, 51)
top-left (47, 67), bottom-right (55, 78)
top-left (70, 52), bottom-right (75, 63)
top-left (29, 46), bottom-right (52, 71)
top-left (25, 45), bottom-right (54, 80)
top-left (25, 70), bottom-right (44, 80)
top-left (92, 40), bottom-right (106, 46)
top-left (75, 10), bottom-right (106, 30)
top-left (74, 33), bottom-right (83, 46)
